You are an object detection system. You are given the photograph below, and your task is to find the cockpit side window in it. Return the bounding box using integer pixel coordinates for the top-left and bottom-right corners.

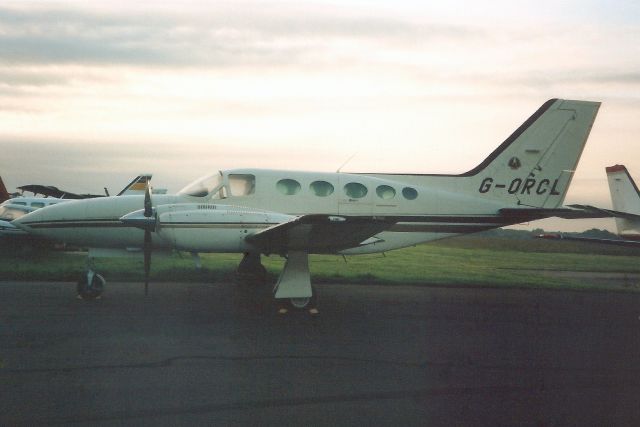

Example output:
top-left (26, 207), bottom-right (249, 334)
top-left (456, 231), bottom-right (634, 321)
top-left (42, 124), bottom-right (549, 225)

top-left (178, 172), bottom-right (224, 198)
top-left (0, 206), bottom-right (28, 220)
top-left (229, 174), bottom-right (256, 196)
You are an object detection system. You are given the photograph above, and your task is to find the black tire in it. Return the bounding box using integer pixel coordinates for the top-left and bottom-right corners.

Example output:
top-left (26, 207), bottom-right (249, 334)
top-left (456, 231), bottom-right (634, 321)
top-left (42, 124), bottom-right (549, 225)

top-left (77, 272), bottom-right (105, 300)
top-left (288, 286), bottom-right (319, 310)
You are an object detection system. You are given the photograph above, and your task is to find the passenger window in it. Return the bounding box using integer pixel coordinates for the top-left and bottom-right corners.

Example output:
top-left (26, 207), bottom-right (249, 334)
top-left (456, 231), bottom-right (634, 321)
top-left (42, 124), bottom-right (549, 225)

top-left (13, 201), bottom-right (27, 206)
top-left (229, 174), bottom-right (256, 196)
top-left (402, 187), bottom-right (418, 200)
top-left (30, 202), bottom-right (45, 208)
top-left (344, 182), bottom-right (368, 199)
top-left (310, 181), bottom-right (334, 197)
top-left (376, 185), bottom-right (396, 200)
top-left (276, 179), bottom-right (301, 195)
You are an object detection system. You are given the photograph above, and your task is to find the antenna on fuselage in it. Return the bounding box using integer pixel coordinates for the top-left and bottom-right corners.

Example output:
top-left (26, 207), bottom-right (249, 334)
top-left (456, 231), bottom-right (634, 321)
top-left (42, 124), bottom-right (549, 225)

top-left (336, 152), bottom-right (358, 173)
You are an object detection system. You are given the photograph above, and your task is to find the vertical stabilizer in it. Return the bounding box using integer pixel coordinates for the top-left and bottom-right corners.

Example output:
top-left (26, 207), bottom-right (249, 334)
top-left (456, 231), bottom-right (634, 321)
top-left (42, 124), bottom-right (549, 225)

top-left (468, 99), bottom-right (601, 208)
top-left (117, 174), bottom-right (152, 196)
top-left (0, 176), bottom-right (10, 203)
top-left (606, 165), bottom-right (640, 238)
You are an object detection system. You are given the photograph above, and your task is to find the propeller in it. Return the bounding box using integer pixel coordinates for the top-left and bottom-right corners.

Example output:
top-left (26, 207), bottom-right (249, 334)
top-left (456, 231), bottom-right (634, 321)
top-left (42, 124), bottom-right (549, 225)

top-left (120, 182), bottom-right (157, 296)
top-left (143, 183), bottom-right (155, 296)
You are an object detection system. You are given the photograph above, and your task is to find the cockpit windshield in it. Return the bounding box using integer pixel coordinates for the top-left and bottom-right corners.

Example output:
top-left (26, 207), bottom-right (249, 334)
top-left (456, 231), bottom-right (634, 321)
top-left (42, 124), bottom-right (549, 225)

top-left (178, 172), bottom-right (224, 198)
top-left (0, 204), bottom-right (30, 221)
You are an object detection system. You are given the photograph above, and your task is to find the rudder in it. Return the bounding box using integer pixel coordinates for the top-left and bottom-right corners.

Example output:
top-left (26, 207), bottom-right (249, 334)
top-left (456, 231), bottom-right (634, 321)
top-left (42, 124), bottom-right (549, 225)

top-left (472, 99), bottom-right (600, 208)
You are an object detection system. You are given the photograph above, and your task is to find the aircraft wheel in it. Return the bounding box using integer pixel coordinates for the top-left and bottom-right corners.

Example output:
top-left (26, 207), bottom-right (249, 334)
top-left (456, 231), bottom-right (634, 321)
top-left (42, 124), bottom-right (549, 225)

top-left (289, 297), bottom-right (311, 309)
top-left (77, 272), bottom-right (105, 300)
top-left (284, 286), bottom-right (319, 314)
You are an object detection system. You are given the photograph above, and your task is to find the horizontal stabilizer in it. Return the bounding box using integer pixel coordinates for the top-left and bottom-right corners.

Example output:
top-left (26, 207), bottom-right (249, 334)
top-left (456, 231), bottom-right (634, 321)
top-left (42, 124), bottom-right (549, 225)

top-left (567, 204), bottom-right (640, 221)
top-left (536, 233), bottom-right (640, 248)
top-left (499, 206), bottom-right (616, 222)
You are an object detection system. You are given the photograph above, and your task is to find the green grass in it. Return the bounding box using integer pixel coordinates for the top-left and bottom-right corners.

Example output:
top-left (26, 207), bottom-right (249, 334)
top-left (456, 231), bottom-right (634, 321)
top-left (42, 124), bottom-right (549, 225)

top-left (1, 236), bottom-right (640, 292)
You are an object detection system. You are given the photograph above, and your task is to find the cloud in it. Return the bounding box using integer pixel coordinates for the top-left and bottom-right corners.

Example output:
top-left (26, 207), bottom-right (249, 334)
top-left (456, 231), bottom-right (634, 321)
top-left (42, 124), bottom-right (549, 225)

top-left (0, 4), bottom-right (478, 69)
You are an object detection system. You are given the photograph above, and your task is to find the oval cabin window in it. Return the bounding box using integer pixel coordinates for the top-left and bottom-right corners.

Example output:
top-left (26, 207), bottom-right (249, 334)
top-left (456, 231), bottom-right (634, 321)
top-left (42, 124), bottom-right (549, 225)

top-left (344, 182), bottom-right (368, 199)
top-left (310, 181), bottom-right (334, 197)
top-left (277, 179), bottom-right (301, 195)
top-left (376, 185), bottom-right (396, 200)
top-left (402, 187), bottom-right (418, 200)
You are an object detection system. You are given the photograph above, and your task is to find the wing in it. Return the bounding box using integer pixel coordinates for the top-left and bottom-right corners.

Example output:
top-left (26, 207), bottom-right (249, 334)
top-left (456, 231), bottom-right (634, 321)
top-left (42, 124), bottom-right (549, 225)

top-left (537, 233), bottom-right (640, 248)
top-left (245, 214), bottom-right (395, 254)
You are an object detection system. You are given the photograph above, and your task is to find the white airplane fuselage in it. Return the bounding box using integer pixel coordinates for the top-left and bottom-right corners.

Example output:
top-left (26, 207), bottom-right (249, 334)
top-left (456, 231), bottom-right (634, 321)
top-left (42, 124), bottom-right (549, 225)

top-left (15, 168), bottom-right (509, 255)
top-left (14, 99), bottom-right (602, 259)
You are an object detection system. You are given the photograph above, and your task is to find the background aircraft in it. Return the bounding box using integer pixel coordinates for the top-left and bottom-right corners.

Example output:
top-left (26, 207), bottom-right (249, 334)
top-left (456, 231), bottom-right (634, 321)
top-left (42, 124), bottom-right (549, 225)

top-left (14, 99), bottom-right (603, 311)
top-left (0, 176), bottom-right (19, 202)
top-left (540, 164), bottom-right (640, 246)
top-left (0, 174), bottom-right (153, 238)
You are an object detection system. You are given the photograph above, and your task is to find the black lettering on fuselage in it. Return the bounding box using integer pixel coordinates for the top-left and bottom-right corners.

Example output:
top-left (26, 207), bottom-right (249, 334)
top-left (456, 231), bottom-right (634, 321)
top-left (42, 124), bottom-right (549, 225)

top-left (479, 177), bottom-right (493, 193)
top-left (478, 177), bottom-right (562, 196)
top-left (536, 179), bottom-right (550, 195)
top-left (521, 178), bottom-right (536, 194)
top-left (508, 178), bottom-right (522, 194)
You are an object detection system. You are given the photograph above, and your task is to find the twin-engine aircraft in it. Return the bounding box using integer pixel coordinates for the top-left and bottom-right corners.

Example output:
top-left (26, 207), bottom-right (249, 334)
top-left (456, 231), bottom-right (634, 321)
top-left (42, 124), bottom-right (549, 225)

top-left (14, 99), bottom-right (602, 310)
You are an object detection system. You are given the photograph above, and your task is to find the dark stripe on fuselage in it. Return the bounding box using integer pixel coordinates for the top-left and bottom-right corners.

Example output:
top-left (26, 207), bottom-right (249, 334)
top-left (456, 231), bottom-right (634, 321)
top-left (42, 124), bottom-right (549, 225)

top-left (389, 224), bottom-right (496, 233)
top-left (21, 215), bottom-right (508, 229)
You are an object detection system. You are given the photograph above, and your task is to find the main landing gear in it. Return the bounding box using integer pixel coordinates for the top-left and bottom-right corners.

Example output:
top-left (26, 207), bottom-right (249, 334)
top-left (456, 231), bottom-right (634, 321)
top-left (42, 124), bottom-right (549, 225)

top-left (235, 251), bottom-right (319, 315)
top-left (273, 250), bottom-right (319, 315)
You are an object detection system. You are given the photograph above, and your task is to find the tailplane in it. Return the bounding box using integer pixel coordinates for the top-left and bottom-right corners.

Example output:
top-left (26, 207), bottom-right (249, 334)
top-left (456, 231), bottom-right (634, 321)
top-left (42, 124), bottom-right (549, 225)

top-left (606, 165), bottom-right (640, 238)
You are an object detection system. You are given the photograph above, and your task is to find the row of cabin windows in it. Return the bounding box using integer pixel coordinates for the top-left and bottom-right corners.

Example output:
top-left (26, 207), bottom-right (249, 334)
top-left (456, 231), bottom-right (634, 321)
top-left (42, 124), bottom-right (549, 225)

top-left (263, 177), bottom-right (417, 200)
top-left (226, 174), bottom-right (418, 200)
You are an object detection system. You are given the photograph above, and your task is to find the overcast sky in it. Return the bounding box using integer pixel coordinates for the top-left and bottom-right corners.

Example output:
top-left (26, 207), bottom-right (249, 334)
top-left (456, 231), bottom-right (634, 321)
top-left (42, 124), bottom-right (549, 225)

top-left (1, 0), bottom-right (639, 231)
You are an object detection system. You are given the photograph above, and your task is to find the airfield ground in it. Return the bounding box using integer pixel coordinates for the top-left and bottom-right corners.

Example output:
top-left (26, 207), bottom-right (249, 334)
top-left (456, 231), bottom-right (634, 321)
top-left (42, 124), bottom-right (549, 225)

top-left (1, 279), bottom-right (639, 426)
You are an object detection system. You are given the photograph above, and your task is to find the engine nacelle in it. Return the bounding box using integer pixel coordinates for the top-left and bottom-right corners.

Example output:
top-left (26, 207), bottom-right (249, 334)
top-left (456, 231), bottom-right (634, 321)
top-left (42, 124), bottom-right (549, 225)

top-left (154, 204), bottom-right (292, 253)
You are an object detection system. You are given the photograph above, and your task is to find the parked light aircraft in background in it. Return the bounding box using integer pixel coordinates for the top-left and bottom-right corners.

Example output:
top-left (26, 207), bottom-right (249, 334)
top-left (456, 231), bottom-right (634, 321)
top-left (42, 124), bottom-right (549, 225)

top-left (14, 99), bottom-right (603, 311)
top-left (0, 176), bottom-right (18, 202)
top-left (0, 175), bottom-right (153, 237)
top-left (540, 165), bottom-right (640, 246)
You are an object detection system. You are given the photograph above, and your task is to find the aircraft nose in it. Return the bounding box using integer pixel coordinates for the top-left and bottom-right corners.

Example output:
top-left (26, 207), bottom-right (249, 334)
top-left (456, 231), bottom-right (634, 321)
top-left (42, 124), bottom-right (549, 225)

top-left (12, 204), bottom-right (53, 232)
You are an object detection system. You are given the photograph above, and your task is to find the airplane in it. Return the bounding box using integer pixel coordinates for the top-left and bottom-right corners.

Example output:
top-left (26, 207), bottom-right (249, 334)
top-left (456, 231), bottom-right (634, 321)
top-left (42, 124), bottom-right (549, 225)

top-left (1, 175), bottom-right (153, 237)
top-left (17, 184), bottom-right (108, 199)
top-left (13, 99), bottom-right (603, 312)
top-left (539, 164), bottom-right (640, 246)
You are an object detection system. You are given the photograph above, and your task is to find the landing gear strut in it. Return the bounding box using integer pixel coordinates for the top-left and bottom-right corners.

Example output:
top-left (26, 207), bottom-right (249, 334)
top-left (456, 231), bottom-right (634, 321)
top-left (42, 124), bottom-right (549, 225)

top-left (274, 251), bottom-right (319, 314)
top-left (235, 252), bottom-right (267, 286)
top-left (77, 270), bottom-right (105, 300)
top-left (77, 257), bottom-right (105, 300)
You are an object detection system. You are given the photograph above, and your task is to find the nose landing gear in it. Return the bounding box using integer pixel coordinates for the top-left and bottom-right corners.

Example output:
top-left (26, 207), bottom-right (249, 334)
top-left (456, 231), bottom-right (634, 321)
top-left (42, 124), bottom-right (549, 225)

top-left (77, 270), bottom-right (105, 300)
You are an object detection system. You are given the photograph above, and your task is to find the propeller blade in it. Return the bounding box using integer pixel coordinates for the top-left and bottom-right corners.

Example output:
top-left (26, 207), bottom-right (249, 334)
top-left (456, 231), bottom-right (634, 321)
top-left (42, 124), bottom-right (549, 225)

top-left (144, 182), bottom-right (153, 218)
top-left (144, 229), bottom-right (152, 296)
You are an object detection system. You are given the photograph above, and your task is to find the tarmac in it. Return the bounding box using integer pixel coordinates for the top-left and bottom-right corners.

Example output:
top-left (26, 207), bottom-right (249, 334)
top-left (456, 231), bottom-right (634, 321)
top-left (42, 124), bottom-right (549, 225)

top-left (1, 280), bottom-right (639, 426)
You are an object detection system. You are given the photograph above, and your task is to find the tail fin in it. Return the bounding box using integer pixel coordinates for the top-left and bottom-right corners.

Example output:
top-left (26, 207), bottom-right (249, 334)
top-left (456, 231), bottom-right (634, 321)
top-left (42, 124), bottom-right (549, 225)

top-left (117, 174), bottom-right (152, 196)
top-left (367, 99), bottom-right (601, 209)
top-left (0, 176), bottom-right (10, 202)
top-left (606, 165), bottom-right (640, 238)
top-left (469, 99), bottom-right (600, 208)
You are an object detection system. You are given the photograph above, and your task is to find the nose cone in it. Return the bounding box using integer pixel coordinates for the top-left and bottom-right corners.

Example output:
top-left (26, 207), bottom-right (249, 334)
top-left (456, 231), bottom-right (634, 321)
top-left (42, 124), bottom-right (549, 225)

top-left (12, 199), bottom-right (84, 237)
